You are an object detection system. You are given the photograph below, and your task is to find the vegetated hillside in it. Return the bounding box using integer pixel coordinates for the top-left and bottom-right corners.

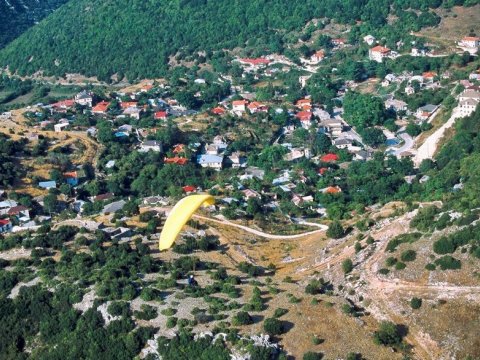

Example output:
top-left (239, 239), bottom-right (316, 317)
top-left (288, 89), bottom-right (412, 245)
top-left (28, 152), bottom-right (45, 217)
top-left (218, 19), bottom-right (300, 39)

top-left (0, 0), bottom-right (70, 48)
top-left (0, 0), bottom-right (476, 81)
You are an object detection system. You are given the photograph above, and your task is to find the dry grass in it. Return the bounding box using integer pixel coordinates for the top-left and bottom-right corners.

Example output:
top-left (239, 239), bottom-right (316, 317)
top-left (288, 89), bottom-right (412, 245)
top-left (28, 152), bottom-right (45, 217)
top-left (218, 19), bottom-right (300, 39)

top-left (417, 5), bottom-right (480, 48)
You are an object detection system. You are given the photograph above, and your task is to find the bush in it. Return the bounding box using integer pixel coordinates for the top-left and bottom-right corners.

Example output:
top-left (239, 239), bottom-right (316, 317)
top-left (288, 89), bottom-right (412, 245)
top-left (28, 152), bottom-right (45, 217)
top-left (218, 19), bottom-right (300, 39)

top-left (395, 262), bottom-right (406, 270)
top-left (232, 311), bottom-right (253, 326)
top-left (166, 317), bottom-right (177, 328)
top-left (263, 318), bottom-right (284, 335)
top-left (305, 279), bottom-right (327, 295)
top-left (378, 268), bottom-right (390, 275)
top-left (386, 233), bottom-right (422, 252)
top-left (134, 304), bottom-right (158, 320)
top-left (425, 263), bottom-right (436, 271)
top-left (410, 297), bottom-right (422, 309)
top-left (273, 308), bottom-right (288, 318)
top-left (303, 352), bottom-right (323, 360)
top-left (237, 262), bottom-right (264, 277)
top-left (434, 256), bottom-right (461, 270)
top-left (400, 250), bottom-right (416, 262)
top-left (327, 221), bottom-right (344, 239)
top-left (373, 321), bottom-right (404, 346)
top-left (107, 301), bottom-right (131, 317)
top-left (385, 257), bottom-right (397, 267)
top-left (342, 259), bottom-right (353, 274)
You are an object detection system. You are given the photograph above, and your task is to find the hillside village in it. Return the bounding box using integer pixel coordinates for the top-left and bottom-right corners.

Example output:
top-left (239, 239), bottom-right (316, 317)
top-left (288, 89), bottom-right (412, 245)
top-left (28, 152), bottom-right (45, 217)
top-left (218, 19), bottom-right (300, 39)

top-left (0, 8), bottom-right (480, 360)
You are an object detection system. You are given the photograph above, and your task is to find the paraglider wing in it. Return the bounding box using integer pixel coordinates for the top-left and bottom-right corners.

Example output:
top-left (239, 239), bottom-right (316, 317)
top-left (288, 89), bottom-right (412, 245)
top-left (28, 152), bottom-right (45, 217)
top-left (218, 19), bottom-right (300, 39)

top-left (159, 194), bottom-right (215, 251)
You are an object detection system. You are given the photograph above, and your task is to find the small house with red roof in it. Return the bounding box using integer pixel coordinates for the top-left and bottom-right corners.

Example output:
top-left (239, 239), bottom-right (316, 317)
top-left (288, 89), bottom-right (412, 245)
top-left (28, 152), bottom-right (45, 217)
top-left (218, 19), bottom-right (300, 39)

top-left (369, 46), bottom-right (391, 63)
top-left (120, 101), bottom-right (138, 109)
top-left (311, 50), bottom-right (325, 64)
top-left (232, 100), bottom-right (248, 113)
top-left (237, 58), bottom-right (270, 68)
top-left (0, 219), bottom-right (12, 233)
top-left (321, 186), bottom-right (342, 194)
top-left (332, 38), bottom-right (347, 47)
top-left (92, 101), bottom-right (110, 114)
top-left (154, 111), bottom-right (168, 120)
top-left (164, 157), bottom-right (188, 165)
top-left (422, 71), bottom-right (437, 83)
top-left (296, 111), bottom-right (313, 128)
top-left (52, 99), bottom-right (75, 111)
top-left (459, 36), bottom-right (480, 53)
top-left (247, 102), bottom-right (268, 114)
top-left (7, 205), bottom-right (30, 221)
top-left (321, 153), bottom-right (339, 163)
top-left (212, 107), bottom-right (226, 115)
top-left (182, 185), bottom-right (197, 194)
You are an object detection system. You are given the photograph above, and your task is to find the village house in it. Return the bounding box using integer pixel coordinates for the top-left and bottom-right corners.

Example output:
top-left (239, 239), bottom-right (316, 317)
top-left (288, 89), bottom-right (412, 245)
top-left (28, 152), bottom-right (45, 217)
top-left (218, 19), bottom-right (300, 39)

top-left (363, 35), bottom-right (376, 46)
top-left (369, 45), bottom-right (391, 63)
top-left (197, 154), bottom-right (224, 169)
top-left (319, 119), bottom-right (344, 137)
top-left (458, 36), bottom-right (480, 54)
top-left (284, 148), bottom-right (311, 161)
top-left (385, 98), bottom-right (408, 112)
top-left (123, 106), bottom-right (142, 120)
top-left (299, 75), bottom-right (312, 88)
top-left (332, 38), bottom-right (347, 47)
top-left (237, 58), bottom-right (270, 70)
top-left (422, 71), bottom-right (437, 83)
top-left (242, 189), bottom-right (261, 200)
top-left (120, 101), bottom-right (138, 109)
top-left (232, 100), bottom-right (248, 113)
top-left (310, 50), bottom-right (325, 64)
top-left (154, 111), bottom-right (168, 120)
top-left (405, 85), bottom-right (415, 95)
top-left (52, 99), bottom-right (75, 111)
top-left (0, 200), bottom-right (17, 215)
top-left (416, 104), bottom-right (438, 121)
top-left (74, 91), bottom-right (93, 107)
top-left (92, 101), bottom-right (110, 114)
top-left (227, 152), bottom-right (247, 168)
top-left (296, 98), bottom-right (312, 111)
top-left (8, 205), bottom-right (30, 222)
top-left (459, 99), bottom-right (478, 117)
top-left (63, 171), bottom-right (84, 186)
top-left (247, 102), bottom-right (268, 114)
top-left (211, 106), bottom-right (226, 115)
top-left (164, 157), bottom-right (188, 165)
top-left (0, 219), bottom-right (12, 233)
top-left (38, 181), bottom-right (57, 190)
top-left (54, 121), bottom-right (69, 133)
top-left (139, 140), bottom-right (163, 152)
top-left (296, 111), bottom-right (313, 128)
top-left (333, 138), bottom-right (353, 150)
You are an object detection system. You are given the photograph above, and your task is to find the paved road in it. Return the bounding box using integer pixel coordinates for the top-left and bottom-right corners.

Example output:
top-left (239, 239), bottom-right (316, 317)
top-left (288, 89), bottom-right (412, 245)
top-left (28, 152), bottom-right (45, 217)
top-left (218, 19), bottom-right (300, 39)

top-left (414, 108), bottom-right (462, 166)
top-left (387, 132), bottom-right (414, 156)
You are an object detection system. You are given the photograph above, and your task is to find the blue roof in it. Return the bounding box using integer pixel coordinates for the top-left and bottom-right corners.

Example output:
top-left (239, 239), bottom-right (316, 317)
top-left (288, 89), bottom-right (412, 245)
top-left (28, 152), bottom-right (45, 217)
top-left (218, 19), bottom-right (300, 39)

top-left (197, 155), bottom-right (223, 164)
top-left (38, 181), bottom-right (57, 189)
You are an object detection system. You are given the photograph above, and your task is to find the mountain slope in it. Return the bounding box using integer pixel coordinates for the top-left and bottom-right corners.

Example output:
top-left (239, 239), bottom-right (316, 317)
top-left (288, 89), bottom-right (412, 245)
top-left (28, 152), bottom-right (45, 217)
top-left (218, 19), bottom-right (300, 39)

top-left (0, 0), bottom-right (476, 81)
top-left (0, 0), bottom-right (70, 48)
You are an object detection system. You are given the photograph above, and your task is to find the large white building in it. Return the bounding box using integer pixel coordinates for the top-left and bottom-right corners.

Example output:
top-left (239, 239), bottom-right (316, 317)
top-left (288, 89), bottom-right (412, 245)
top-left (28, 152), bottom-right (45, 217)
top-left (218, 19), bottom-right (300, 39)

top-left (369, 46), bottom-right (391, 63)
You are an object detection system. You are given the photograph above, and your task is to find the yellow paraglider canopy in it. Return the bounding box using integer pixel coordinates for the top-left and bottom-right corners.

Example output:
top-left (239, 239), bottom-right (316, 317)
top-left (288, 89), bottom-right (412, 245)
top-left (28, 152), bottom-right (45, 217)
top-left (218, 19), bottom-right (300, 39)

top-left (159, 194), bottom-right (215, 251)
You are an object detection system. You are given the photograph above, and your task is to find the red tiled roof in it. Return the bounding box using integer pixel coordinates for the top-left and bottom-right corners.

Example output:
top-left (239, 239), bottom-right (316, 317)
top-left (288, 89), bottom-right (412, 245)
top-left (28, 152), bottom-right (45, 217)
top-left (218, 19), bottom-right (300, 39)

top-left (94, 193), bottom-right (114, 201)
top-left (296, 111), bottom-right (312, 122)
top-left (182, 186), bottom-right (196, 193)
top-left (232, 100), bottom-right (248, 106)
top-left (52, 99), bottom-right (75, 108)
top-left (154, 111), bottom-right (168, 119)
top-left (370, 45), bottom-right (390, 53)
top-left (325, 186), bottom-right (341, 194)
top-left (422, 71), bottom-right (437, 78)
top-left (172, 144), bottom-right (185, 153)
top-left (92, 101), bottom-right (110, 113)
top-left (212, 107), bottom-right (226, 115)
top-left (463, 36), bottom-right (480, 41)
top-left (164, 157), bottom-right (188, 165)
top-left (321, 153), bottom-right (339, 162)
top-left (7, 206), bottom-right (28, 215)
top-left (120, 101), bottom-right (138, 109)
top-left (0, 219), bottom-right (11, 226)
top-left (63, 171), bottom-right (78, 178)
top-left (239, 58), bottom-right (270, 66)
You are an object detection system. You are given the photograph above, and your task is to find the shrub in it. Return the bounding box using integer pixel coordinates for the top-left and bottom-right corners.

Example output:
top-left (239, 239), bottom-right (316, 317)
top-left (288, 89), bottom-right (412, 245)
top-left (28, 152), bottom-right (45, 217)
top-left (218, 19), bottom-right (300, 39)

top-left (395, 262), bottom-right (406, 270)
top-left (354, 242), bottom-right (362, 253)
top-left (232, 311), bottom-right (253, 326)
top-left (107, 301), bottom-right (131, 317)
top-left (134, 304), bottom-right (158, 320)
top-left (435, 256), bottom-right (461, 270)
top-left (425, 263), bottom-right (436, 271)
top-left (410, 297), bottom-right (422, 309)
top-left (386, 232), bottom-right (422, 252)
top-left (378, 268), bottom-right (390, 275)
top-left (400, 250), bottom-right (416, 262)
top-left (166, 317), bottom-right (177, 328)
top-left (385, 257), bottom-right (397, 267)
top-left (342, 259), bottom-right (353, 274)
top-left (303, 352), bottom-right (323, 360)
top-left (237, 262), bottom-right (263, 277)
top-left (161, 308), bottom-right (177, 316)
top-left (305, 279), bottom-right (327, 295)
top-left (273, 308), bottom-right (288, 318)
top-left (327, 221), bottom-right (344, 239)
top-left (373, 321), bottom-right (404, 346)
top-left (263, 318), bottom-right (285, 335)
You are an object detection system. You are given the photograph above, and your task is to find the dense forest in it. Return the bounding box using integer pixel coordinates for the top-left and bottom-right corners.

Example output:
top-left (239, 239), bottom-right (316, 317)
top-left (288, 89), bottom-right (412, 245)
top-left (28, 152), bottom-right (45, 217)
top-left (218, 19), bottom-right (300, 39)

top-left (0, 0), bottom-right (69, 48)
top-left (0, 0), bottom-right (477, 80)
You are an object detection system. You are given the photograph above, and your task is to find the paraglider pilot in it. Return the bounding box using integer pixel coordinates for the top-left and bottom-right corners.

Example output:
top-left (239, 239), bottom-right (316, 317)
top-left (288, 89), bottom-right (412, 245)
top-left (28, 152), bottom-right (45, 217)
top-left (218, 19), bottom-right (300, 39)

top-left (188, 274), bottom-right (198, 287)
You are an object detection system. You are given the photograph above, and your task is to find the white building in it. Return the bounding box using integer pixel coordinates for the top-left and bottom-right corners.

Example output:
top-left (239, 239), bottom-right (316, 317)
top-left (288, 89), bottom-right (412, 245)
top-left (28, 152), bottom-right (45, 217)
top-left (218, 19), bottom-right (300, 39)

top-left (363, 35), bottom-right (376, 46)
top-left (139, 140), bottom-right (162, 152)
top-left (74, 90), bottom-right (93, 107)
top-left (197, 154), bottom-right (224, 169)
top-left (369, 46), bottom-right (391, 63)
